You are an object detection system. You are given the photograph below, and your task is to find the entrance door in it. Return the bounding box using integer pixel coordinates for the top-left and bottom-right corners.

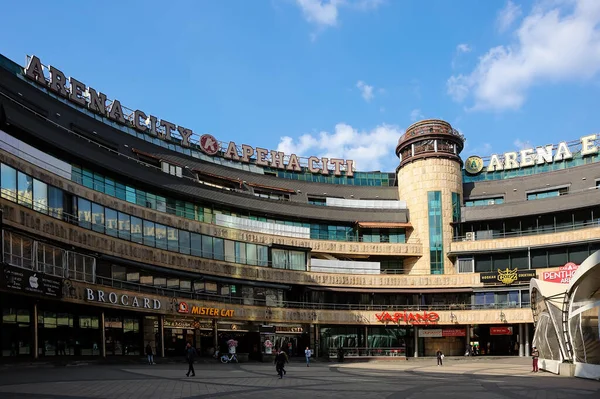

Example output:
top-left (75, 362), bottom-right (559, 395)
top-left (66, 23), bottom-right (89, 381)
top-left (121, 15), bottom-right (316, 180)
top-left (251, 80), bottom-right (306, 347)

top-left (105, 317), bottom-right (124, 356)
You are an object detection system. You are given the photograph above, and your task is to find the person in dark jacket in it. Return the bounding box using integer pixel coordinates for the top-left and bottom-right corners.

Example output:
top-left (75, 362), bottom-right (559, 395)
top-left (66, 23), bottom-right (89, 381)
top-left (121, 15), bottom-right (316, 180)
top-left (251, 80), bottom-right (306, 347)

top-left (145, 343), bottom-right (154, 365)
top-left (274, 349), bottom-right (288, 379)
top-left (185, 342), bottom-right (197, 377)
top-left (436, 349), bottom-right (444, 366)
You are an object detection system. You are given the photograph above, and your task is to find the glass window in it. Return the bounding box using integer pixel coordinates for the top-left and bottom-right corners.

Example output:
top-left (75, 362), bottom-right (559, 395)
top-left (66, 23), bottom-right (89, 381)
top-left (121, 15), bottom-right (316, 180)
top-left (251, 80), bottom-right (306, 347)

top-left (179, 230), bottom-right (190, 255)
top-left (428, 191), bottom-right (444, 274)
top-left (130, 216), bottom-right (143, 244)
top-left (17, 171), bottom-right (33, 208)
top-left (155, 224), bottom-right (167, 250)
top-left (91, 203), bottom-right (105, 233)
top-left (531, 249), bottom-right (547, 269)
top-left (475, 255), bottom-right (492, 272)
top-left (548, 248), bottom-right (568, 267)
top-left (202, 235), bottom-right (213, 258)
top-left (568, 245), bottom-right (589, 265)
top-left (48, 186), bottom-right (64, 219)
top-left (77, 198), bottom-right (92, 229)
top-left (246, 243), bottom-right (257, 266)
top-left (258, 245), bottom-right (269, 267)
top-left (125, 186), bottom-right (136, 203)
top-left (167, 227), bottom-right (179, 252)
top-left (235, 242), bottom-right (246, 264)
top-left (190, 233), bottom-right (202, 257)
top-left (511, 252), bottom-right (529, 269)
top-left (32, 179), bottom-right (48, 213)
top-left (143, 220), bottom-right (155, 247)
top-left (213, 238), bottom-right (224, 260)
top-left (105, 208), bottom-right (118, 237)
top-left (224, 240), bottom-right (235, 263)
top-left (118, 212), bottom-right (131, 240)
top-left (493, 254), bottom-right (510, 269)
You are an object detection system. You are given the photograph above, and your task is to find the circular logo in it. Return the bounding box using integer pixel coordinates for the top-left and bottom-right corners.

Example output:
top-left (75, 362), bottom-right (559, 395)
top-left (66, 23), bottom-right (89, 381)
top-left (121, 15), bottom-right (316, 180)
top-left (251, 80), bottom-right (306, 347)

top-left (199, 134), bottom-right (219, 155)
top-left (177, 302), bottom-right (189, 314)
top-left (465, 156), bottom-right (484, 174)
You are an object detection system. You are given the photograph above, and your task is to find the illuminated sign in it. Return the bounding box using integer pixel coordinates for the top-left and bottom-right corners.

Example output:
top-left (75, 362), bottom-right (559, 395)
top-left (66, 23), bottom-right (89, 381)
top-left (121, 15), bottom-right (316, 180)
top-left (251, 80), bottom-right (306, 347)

top-left (24, 55), bottom-right (354, 177)
top-left (490, 326), bottom-right (513, 336)
top-left (465, 135), bottom-right (599, 175)
top-left (418, 328), bottom-right (465, 338)
top-left (191, 306), bottom-right (234, 317)
top-left (375, 311), bottom-right (439, 325)
top-left (480, 268), bottom-right (536, 285)
top-left (542, 262), bottom-right (579, 284)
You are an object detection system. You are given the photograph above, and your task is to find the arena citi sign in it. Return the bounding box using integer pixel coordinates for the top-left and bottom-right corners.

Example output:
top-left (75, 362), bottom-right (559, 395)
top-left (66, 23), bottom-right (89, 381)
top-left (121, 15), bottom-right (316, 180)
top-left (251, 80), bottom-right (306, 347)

top-left (24, 55), bottom-right (354, 177)
top-left (464, 135), bottom-right (599, 175)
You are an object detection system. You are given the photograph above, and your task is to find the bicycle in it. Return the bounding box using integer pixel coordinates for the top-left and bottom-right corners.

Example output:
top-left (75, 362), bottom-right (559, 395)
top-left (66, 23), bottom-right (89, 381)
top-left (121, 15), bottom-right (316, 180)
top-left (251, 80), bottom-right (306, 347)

top-left (221, 353), bottom-right (238, 363)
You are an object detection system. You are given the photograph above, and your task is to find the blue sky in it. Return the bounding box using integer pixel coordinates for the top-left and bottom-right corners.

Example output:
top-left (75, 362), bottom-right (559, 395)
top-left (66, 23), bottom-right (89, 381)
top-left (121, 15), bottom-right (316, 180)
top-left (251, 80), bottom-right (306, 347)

top-left (1, 0), bottom-right (599, 172)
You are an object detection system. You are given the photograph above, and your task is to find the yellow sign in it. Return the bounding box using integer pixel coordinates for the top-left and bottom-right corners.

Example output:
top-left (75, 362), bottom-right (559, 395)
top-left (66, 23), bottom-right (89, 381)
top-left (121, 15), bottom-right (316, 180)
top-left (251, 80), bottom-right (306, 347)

top-left (497, 268), bottom-right (519, 285)
top-left (465, 156), bottom-right (484, 174)
top-left (191, 306), bottom-right (235, 317)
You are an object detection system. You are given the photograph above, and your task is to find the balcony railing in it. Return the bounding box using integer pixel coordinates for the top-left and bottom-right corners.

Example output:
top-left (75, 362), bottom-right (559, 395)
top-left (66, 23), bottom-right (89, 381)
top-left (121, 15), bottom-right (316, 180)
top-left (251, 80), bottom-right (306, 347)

top-left (454, 219), bottom-right (600, 242)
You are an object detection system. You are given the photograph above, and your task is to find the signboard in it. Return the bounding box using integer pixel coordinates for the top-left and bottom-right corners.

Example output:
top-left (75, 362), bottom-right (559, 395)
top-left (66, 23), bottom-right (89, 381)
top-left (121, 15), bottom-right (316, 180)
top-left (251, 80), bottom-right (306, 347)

top-left (375, 311), bottom-right (440, 325)
top-left (464, 135), bottom-right (598, 175)
top-left (0, 264), bottom-right (62, 298)
top-left (542, 263), bottom-right (579, 284)
top-left (480, 268), bottom-right (536, 285)
top-left (490, 326), bottom-right (514, 336)
top-left (85, 288), bottom-right (161, 310)
top-left (418, 328), bottom-right (466, 338)
top-left (176, 301), bottom-right (235, 318)
top-left (24, 55), bottom-right (354, 177)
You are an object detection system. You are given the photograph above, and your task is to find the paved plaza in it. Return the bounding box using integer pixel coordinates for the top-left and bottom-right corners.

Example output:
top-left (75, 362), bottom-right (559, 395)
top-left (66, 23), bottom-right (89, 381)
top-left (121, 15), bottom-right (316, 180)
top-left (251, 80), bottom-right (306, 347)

top-left (0, 357), bottom-right (597, 399)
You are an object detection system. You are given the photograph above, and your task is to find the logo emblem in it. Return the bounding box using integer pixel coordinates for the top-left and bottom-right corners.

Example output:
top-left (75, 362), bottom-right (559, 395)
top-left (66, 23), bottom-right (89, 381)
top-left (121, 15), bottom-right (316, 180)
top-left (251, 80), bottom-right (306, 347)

top-left (29, 273), bottom-right (39, 289)
top-left (177, 302), bottom-right (189, 314)
top-left (199, 134), bottom-right (219, 155)
top-left (497, 268), bottom-right (518, 285)
top-left (465, 156), bottom-right (484, 174)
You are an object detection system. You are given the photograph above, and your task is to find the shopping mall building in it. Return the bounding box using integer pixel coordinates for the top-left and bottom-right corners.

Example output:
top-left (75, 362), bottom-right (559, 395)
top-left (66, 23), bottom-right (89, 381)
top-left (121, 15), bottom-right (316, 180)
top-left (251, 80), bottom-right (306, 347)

top-left (0, 53), bottom-right (598, 363)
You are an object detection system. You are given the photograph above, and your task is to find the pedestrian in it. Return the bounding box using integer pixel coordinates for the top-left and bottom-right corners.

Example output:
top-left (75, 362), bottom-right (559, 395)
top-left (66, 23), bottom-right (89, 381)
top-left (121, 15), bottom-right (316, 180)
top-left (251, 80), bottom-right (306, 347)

top-left (305, 346), bottom-right (312, 367)
top-left (275, 349), bottom-right (288, 379)
top-left (436, 349), bottom-right (444, 366)
top-left (145, 342), bottom-right (154, 365)
top-left (185, 342), bottom-right (197, 377)
top-left (531, 346), bottom-right (539, 372)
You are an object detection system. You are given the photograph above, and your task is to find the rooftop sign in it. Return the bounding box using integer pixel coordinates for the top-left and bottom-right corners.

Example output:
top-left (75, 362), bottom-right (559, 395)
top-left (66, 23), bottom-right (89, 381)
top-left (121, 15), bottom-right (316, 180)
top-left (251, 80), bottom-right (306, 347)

top-left (23, 55), bottom-right (354, 177)
top-left (465, 135), bottom-right (599, 175)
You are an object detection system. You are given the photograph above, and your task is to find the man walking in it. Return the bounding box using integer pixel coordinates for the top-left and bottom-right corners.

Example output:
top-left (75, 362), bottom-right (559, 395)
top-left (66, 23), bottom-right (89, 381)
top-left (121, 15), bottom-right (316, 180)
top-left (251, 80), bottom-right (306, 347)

top-left (185, 342), bottom-right (197, 377)
top-left (531, 346), bottom-right (539, 372)
top-left (436, 349), bottom-right (444, 366)
top-left (275, 349), bottom-right (288, 379)
top-left (305, 346), bottom-right (312, 367)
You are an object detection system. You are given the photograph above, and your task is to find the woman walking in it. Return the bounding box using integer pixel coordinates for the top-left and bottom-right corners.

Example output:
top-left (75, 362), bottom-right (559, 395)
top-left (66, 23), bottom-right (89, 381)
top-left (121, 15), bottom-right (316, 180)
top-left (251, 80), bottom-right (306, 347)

top-left (305, 346), bottom-right (312, 367)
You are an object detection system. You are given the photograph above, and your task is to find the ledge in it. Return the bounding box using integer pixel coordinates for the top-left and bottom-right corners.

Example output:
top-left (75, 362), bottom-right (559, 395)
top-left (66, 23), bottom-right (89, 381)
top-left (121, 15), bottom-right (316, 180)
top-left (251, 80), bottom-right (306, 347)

top-left (0, 150), bottom-right (422, 257)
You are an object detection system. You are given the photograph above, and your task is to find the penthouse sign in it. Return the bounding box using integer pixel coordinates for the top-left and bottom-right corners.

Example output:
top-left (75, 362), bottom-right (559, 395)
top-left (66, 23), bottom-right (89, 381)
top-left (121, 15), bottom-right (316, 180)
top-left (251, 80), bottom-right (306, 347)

top-left (23, 55), bottom-right (354, 177)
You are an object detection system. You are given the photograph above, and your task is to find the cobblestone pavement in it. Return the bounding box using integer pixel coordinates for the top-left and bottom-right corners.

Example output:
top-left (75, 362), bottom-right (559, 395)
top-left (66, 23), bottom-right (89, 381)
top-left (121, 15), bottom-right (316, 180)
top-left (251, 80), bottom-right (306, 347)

top-left (0, 358), bottom-right (597, 399)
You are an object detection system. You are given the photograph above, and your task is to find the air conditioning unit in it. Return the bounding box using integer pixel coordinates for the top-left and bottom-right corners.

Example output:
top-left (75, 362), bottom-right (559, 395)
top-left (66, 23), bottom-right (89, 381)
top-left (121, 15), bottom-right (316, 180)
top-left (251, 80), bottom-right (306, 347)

top-left (465, 232), bottom-right (475, 241)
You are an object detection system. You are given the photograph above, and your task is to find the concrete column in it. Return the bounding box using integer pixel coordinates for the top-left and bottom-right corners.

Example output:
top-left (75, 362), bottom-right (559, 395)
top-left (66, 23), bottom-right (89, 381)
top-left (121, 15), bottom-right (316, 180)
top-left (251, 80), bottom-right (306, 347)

top-left (159, 315), bottom-right (165, 358)
top-left (525, 324), bottom-right (530, 356)
top-left (364, 326), bottom-right (368, 348)
top-left (315, 325), bottom-right (320, 358)
top-left (33, 303), bottom-right (38, 359)
top-left (213, 319), bottom-right (218, 349)
top-left (414, 327), bottom-right (419, 358)
top-left (519, 324), bottom-right (524, 357)
top-left (465, 324), bottom-right (470, 353)
top-left (100, 311), bottom-right (106, 358)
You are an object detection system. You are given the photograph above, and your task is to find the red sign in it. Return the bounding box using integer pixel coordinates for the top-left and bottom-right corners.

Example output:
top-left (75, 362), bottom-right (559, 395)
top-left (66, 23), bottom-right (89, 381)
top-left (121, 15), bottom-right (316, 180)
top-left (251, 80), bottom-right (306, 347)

top-left (542, 262), bottom-right (579, 284)
top-left (375, 311), bottom-right (440, 325)
top-left (490, 326), bottom-right (513, 335)
top-left (199, 134), bottom-right (219, 155)
top-left (442, 328), bottom-right (466, 337)
top-left (177, 302), bottom-right (189, 314)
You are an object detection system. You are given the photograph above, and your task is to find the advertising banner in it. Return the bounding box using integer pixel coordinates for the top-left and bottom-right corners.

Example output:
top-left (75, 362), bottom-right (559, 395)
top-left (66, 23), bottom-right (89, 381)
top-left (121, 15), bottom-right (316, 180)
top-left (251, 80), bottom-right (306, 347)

top-left (490, 327), bottom-right (514, 336)
top-left (0, 264), bottom-right (62, 298)
top-left (542, 263), bottom-right (579, 284)
top-left (418, 329), bottom-right (443, 338)
top-left (418, 329), bottom-right (466, 338)
top-left (480, 268), bottom-right (536, 285)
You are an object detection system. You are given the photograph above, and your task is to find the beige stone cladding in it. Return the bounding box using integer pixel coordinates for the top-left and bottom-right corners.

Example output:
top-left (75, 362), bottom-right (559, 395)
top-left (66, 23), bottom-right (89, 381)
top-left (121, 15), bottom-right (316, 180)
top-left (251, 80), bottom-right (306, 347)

top-left (451, 226), bottom-right (600, 253)
top-left (398, 158), bottom-right (462, 274)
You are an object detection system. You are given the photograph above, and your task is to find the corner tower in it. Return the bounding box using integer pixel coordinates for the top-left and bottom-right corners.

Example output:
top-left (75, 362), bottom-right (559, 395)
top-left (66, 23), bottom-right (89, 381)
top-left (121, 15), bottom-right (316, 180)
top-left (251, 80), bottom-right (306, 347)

top-left (396, 119), bottom-right (465, 275)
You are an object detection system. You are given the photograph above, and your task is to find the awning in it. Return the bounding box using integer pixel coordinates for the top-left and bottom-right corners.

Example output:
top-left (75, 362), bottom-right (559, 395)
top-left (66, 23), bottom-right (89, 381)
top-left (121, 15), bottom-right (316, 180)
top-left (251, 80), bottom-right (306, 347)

top-left (246, 182), bottom-right (296, 194)
top-left (306, 286), bottom-right (472, 294)
top-left (193, 169), bottom-right (242, 186)
top-left (357, 222), bottom-right (413, 229)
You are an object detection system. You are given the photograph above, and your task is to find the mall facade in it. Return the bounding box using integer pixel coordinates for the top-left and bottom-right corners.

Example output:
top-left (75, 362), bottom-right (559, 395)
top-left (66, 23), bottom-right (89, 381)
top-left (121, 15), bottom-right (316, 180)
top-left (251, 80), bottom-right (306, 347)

top-left (0, 53), bottom-right (598, 362)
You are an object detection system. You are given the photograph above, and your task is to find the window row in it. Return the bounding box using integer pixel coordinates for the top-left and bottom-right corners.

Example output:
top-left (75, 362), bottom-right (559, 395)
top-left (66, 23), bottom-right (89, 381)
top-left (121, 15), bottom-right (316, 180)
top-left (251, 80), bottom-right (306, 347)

top-left (527, 187), bottom-right (569, 200)
top-left (465, 197), bottom-right (504, 207)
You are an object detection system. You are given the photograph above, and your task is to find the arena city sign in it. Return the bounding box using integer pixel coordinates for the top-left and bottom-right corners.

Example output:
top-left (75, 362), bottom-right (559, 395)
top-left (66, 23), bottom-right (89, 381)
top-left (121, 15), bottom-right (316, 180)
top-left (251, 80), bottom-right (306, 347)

top-left (465, 135), bottom-right (599, 175)
top-left (24, 55), bottom-right (353, 176)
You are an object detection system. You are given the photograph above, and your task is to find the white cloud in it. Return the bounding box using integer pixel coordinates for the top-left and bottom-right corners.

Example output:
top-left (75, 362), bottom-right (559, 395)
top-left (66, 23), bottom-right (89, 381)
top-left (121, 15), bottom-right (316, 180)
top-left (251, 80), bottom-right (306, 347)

top-left (294, 0), bottom-right (384, 36)
top-left (456, 43), bottom-right (472, 53)
top-left (410, 108), bottom-right (424, 121)
top-left (513, 139), bottom-right (532, 150)
top-left (497, 1), bottom-right (522, 33)
top-left (277, 123), bottom-right (403, 171)
top-left (447, 0), bottom-right (600, 111)
top-left (356, 80), bottom-right (375, 101)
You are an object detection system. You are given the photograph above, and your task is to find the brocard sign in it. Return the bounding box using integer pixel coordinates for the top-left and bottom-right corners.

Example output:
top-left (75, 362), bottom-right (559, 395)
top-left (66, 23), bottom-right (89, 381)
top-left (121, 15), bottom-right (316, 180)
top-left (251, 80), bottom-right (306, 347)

top-left (465, 136), bottom-right (599, 175)
top-left (24, 55), bottom-right (354, 176)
